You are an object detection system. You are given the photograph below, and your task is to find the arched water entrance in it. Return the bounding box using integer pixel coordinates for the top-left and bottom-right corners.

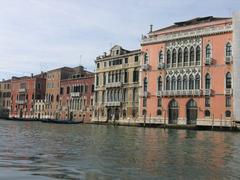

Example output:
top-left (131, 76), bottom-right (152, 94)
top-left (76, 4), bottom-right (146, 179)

top-left (168, 99), bottom-right (178, 124)
top-left (107, 108), bottom-right (112, 121)
top-left (186, 99), bottom-right (198, 125)
top-left (115, 108), bottom-right (120, 121)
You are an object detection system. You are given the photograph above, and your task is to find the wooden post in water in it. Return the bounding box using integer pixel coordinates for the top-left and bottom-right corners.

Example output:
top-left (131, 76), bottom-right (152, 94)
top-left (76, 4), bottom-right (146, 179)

top-left (144, 113), bottom-right (146, 127)
top-left (220, 114), bottom-right (222, 130)
top-left (211, 114), bottom-right (214, 130)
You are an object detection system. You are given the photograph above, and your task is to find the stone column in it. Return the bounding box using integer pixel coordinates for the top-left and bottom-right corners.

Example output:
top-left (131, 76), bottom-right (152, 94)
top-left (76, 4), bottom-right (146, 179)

top-left (233, 12), bottom-right (240, 121)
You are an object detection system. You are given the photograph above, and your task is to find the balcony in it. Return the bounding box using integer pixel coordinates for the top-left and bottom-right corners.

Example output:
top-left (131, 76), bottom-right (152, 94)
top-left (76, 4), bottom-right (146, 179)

top-left (225, 88), bottom-right (233, 95)
top-left (105, 102), bottom-right (121, 107)
top-left (225, 56), bottom-right (233, 64)
top-left (16, 100), bottom-right (27, 104)
top-left (106, 82), bottom-right (122, 88)
top-left (204, 89), bottom-right (212, 96)
top-left (157, 91), bottom-right (163, 97)
top-left (70, 92), bottom-right (81, 97)
top-left (162, 90), bottom-right (202, 96)
top-left (158, 63), bottom-right (165, 69)
top-left (205, 58), bottom-right (212, 65)
top-left (141, 64), bottom-right (150, 71)
top-left (19, 88), bottom-right (27, 93)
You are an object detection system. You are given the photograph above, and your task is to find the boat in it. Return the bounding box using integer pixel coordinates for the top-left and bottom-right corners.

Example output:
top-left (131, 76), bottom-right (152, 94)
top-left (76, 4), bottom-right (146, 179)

top-left (0, 117), bottom-right (40, 121)
top-left (41, 119), bottom-right (83, 124)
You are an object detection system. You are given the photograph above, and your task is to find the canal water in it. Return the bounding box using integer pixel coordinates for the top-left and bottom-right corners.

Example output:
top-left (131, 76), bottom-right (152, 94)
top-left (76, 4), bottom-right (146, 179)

top-left (0, 120), bottom-right (239, 179)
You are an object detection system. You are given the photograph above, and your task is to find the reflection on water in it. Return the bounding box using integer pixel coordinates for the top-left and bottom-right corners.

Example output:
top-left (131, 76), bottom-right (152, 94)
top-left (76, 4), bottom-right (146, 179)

top-left (0, 120), bottom-right (239, 179)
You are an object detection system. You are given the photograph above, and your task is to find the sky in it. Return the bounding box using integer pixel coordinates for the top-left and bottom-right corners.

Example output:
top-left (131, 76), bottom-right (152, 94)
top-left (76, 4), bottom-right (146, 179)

top-left (0, 0), bottom-right (239, 79)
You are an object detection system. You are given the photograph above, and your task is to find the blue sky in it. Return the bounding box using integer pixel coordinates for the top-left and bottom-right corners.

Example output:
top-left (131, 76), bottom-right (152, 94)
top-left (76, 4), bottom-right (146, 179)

top-left (0, 0), bottom-right (239, 79)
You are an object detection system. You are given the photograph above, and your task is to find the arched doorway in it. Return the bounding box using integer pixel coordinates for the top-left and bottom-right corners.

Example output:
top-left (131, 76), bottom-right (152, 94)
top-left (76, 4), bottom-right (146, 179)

top-left (69, 112), bottom-right (73, 120)
top-left (168, 99), bottom-right (178, 124)
top-left (20, 109), bottom-right (23, 118)
top-left (186, 99), bottom-right (198, 125)
top-left (115, 108), bottom-right (120, 121)
top-left (107, 108), bottom-right (112, 121)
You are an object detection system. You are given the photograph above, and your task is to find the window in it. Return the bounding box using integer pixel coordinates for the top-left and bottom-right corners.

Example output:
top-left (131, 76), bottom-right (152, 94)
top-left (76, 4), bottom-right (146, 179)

top-left (190, 47), bottom-right (194, 66)
top-left (133, 69), bottom-right (139, 82)
top-left (205, 73), bottom-right (211, 89)
top-left (226, 43), bottom-right (232, 57)
top-left (206, 44), bottom-right (211, 59)
top-left (184, 47), bottom-right (188, 66)
top-left (157, 98), bottom-right (162, 107)
top-left (157, 109), bottom-right (162, 116)
top-left (133, 88), bottom-right (138, 102)
top-left (97, 63), bottom-right (100, 69)
top-left (189, 75), bottom-right (194, 90)
top-left (205, 110), bottom-right (211, 117)
top-left (177, 75), bottom-right (182, 90)
top-left (205, 97), bottom-right (210, 107)
top-left (195, 74), bottom-right (200, 89)
top-left (183, 75), bottom-right (188, 90)
top-left (159, 51), bottom-right (163, 64)
top-left (125, 58), bottom-right (128, 64)
top-left (226, 72), bottom-right (232, 89)
top-left (196, 46), bottom-right (201, 65)
top-left (134, 55), bottom-right (139, 62)
top-left (225, 110), bottom-right (231, 118)
top-left (172, 49), bottom-right (176, 67)
top-left (143, 98), bottom-right (147, 107)
top-left (60, 87), bottom-right (64, 95)
top-left (56, 95), bottom-right (59, 102)
top-left (67, 86), bottom-right (70, 94)
top-left (124, 70), bottom-right (128, 83)
top-left (226, 96), bottom-right (231, 107)
top-left (96, 75), bottom-right (99, 86)
top-left (178, 48), bottom-right (183, 66)
top-left (166, 50), bottom-right (171, 68)
top-left (143, 78), bottom-right (148, 92)
top-left (144, 53), bottom-right (149, 64)
top-left (166, 76), bottom-right (170, 90)
top-left (171, 76), bottom-right (176, 90)
top-left (103, 73), bottom-right (106, 85)
top-left (157, 76), bottom-right (162, 91)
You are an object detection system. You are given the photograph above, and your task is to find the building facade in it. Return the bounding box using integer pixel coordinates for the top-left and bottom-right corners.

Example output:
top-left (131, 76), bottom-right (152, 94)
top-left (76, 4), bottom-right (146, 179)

top-left (92, 45), bottom-right (141, 123)
top-left (10, 74), bottom-right (46, 118)
top-left (139, 16), bottom-right (236, 126)
top-left (59, 69), bottom-right (94, 122)
top-left (45, 67), bottom-right (73, 119)
top-left (0, 80), bottom-right (11, 118)
top-left (33, 100), bottom-right (45, 119)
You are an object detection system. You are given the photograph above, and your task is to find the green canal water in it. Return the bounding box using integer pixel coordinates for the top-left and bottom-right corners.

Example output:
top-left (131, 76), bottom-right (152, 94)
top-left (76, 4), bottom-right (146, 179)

top-left (0, 120), bottom-right (239, 179)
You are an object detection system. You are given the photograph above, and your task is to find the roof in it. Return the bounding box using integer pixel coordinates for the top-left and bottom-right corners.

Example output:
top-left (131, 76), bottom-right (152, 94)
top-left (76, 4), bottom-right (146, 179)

top-left (151, 16), bottom-right (231, 34)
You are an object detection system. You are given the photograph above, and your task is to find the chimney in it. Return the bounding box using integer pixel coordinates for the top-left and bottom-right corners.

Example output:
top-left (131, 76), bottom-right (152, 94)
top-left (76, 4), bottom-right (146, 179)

top-left (31, 73), bottom-right (33, 78)
top-left (149, 24), bottom-right (153, 33)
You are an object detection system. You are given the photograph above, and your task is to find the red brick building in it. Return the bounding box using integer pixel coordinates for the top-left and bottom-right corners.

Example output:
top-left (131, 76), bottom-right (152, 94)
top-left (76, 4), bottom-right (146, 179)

top-left (10, 73), bottom-right (46, 118)
top-left (59, 69), bottom-right (94, 122)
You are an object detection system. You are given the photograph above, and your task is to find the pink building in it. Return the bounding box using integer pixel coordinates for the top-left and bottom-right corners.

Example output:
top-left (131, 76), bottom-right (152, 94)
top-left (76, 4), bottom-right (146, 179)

top-left (10, 73), bottom-right (46, 118)
top-left (139, 16), bottom-right (237, 126)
